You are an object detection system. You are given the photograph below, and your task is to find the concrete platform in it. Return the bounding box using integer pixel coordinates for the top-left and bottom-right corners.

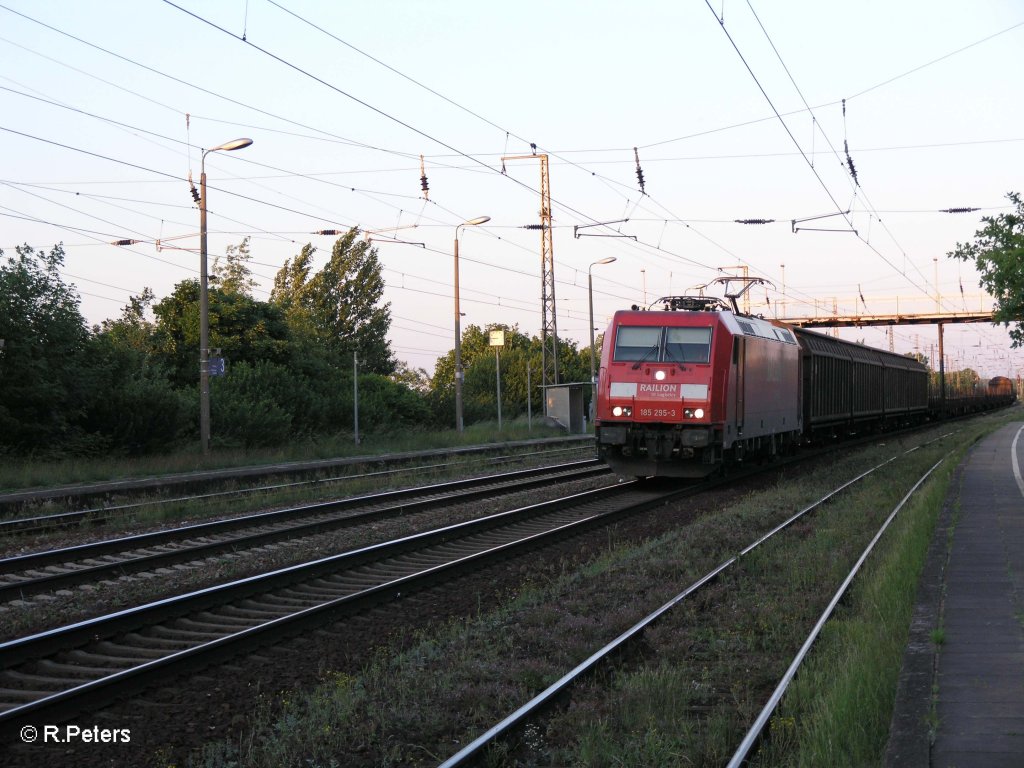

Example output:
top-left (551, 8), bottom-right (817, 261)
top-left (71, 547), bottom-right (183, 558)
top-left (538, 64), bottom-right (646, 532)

top-left (885, 421), bottom-right (1024, 768)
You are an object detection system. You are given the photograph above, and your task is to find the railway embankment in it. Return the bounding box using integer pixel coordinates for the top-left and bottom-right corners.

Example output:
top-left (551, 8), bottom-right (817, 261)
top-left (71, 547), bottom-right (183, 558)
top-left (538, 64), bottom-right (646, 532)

top-left (2, 410), bottom-right (1016, 767)
top-left (158, 412), bottom-right (1017, 767)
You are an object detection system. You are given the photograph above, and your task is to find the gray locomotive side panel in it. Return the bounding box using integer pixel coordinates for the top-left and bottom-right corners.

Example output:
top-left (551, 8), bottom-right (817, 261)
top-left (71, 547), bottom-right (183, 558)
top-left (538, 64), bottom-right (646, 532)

top-left (737, 332), bottom-right (802, 440)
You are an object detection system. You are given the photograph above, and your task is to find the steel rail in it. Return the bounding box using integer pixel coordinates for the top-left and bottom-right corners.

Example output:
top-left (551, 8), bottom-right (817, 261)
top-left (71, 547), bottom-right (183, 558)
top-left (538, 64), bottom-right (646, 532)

top-left (0, 428), bottom-right (965, 740)
top-left (725, 456), bottom-right (947, 767)
top-left (437, 439), bottom-right (950, 767)
top-left (0, 478), bottom-right (707, 730)
top-left (0, 456), bottom-right (515, 533)
top-left (0, 441), bottom-right (594, 533)
top-left (0, 461), bottom-right (608, 601)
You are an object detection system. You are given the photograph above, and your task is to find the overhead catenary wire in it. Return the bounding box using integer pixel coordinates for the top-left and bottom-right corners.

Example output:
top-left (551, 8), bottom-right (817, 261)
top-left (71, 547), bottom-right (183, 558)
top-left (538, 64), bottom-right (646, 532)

top-left (158, 0), bottom-right (756, 280)
top-left (636, 18), bottom-right (1024, 151)
top-left (708, 1), bottom-right (965, 316)
top-left (3, 2), bottom-right (1010, 296)
top-left (1, 120), bottom-right (637, 317)
top-left (0, 4), bottom-right (411, 158)
top-left (4, 2), bottom-right (1020, 376)
top-left (2, 0), bottom-right (704, 293)
top-left (4, 93), bottom-right (1008, 281)
top-left (0, 110), bottom-right (966, 335)
top-left (2, 70), bottom-right (711, 332)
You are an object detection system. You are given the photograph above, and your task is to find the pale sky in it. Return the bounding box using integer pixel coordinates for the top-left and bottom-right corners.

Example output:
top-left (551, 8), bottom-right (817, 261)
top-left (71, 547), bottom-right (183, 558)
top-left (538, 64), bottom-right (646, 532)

top-left (2, 0), bottom-right (1022, 379)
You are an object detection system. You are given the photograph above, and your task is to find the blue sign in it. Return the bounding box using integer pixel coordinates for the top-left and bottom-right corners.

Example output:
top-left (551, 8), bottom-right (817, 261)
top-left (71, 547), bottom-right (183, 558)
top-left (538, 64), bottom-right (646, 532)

top-left (209, 357), bottom-right (226, 377)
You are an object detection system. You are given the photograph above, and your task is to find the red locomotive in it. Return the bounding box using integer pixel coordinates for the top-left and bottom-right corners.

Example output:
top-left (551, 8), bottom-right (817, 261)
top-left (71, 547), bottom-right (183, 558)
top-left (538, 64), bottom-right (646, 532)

top-left (595, 282), bottom-right (930, 478)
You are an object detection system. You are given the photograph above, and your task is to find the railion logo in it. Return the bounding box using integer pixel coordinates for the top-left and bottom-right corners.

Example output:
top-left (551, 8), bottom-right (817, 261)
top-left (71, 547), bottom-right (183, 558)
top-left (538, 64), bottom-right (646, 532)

top-left (639, 383), bottom-right (679, 394)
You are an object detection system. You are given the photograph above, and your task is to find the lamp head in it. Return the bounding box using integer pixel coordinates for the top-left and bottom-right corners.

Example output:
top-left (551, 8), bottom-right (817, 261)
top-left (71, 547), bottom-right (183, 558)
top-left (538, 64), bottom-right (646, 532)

top-left (209, 138), bottom-right (254, 153)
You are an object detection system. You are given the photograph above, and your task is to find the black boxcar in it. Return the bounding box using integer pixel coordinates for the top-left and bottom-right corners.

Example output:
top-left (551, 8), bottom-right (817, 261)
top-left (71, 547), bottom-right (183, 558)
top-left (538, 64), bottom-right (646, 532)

top-left (792, 327), bottom-right (929, 436)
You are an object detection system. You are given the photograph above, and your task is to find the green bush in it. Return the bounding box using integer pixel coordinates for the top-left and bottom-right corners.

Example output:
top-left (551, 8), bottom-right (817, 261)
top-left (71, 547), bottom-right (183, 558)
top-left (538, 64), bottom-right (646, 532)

top-left (92, 375), bottom-right (191, 454)
top-left (355, 373), bottom-right (432, 431)
top-left (206, 362), bottom-right (434, 446)
top-left (210, 361), bottom-right (295, 447)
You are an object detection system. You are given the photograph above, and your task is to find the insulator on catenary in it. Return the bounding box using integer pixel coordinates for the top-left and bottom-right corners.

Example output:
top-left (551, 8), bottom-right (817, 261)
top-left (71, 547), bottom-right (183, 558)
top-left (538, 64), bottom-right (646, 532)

top-left (846, 155), bottom-right (859, 185)
top-left (190, 184), bottom-right (201, 204)
top-left (734, 218), bottom-right (775, 225)
top-left (843, 139), bottom-right (859, 186)
top-left (111, 239), bottom-right (139, 246)
top-left (419, 154), bottom-right (429, 199)
top-left (633, 147), bottom-right (646, 195)
top-left (940, 207), bottom-right (980, 214)
top-left (313, 230), bottom-right (342, 235)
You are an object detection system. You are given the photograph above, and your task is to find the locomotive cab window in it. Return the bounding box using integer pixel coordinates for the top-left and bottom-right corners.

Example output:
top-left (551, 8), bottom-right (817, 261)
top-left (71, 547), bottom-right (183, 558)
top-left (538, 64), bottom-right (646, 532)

top-left (665, 327), bottom-right (712, 363)
top-left (613, 326), bottom-right (662, 361)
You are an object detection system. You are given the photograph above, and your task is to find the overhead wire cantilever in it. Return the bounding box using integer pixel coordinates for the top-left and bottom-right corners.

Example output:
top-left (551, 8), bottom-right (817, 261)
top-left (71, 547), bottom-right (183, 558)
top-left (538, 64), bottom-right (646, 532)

top-left (361, 224), bottom-right (425, 248)
top-left (791, 210), bottom-right (856, 235)
top-left (573, 219), bottom-right (636, 240)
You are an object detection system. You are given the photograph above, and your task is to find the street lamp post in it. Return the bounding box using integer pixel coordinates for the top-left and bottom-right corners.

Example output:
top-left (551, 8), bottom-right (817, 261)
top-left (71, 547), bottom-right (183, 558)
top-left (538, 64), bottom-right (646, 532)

top-left (453, 215), bottom-right (490, 432)
top-left (588, 257), bottom-right (617, 385)
top-left (588, 256), bottom-right (617, 421)
top-left (199, 137), bottom-right (253, 455)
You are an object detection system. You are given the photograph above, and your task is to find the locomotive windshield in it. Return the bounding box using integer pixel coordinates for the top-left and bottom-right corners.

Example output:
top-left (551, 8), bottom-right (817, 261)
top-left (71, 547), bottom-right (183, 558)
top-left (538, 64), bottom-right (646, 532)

top-left (613, 326), bottom-right (712, 363)
top-left (665, 327), bottom-right (712, 363)
top-left (613, 326), bottom-right (662, 361)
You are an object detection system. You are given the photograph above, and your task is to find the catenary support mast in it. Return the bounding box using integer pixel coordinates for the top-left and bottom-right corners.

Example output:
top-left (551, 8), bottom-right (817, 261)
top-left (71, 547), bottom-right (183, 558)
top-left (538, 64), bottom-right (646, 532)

top-left (503, 152), bottom-right (559, 390)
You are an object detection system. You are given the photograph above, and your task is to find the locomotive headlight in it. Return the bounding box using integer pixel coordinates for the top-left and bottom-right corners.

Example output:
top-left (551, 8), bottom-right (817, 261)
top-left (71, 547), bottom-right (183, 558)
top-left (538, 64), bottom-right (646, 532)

top-left (694, 408), bottom-right (704, 419)
top-left (612, 406), bottom-right (623, 416)
top-left (655, 370), bottom-right (666, 381)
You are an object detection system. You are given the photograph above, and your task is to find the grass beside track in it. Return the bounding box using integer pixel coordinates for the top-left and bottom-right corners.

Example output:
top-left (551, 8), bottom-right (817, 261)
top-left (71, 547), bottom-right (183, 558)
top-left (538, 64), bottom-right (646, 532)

top-left (744, 435), bottom-right (965, 766)
top-left (180, 411), bottom-right (1016, 767)
top-left (0, 421), bottom-right (565, 492)
top-left (0, 422), bottom-right (582, 540)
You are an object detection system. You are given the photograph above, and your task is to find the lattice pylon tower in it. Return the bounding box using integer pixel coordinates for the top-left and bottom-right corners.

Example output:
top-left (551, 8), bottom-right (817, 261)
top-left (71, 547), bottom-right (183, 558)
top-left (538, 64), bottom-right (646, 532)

top-left (538, 154), bottom-right (559, 387)
top-left (502, 153), bottom-right (559, 390)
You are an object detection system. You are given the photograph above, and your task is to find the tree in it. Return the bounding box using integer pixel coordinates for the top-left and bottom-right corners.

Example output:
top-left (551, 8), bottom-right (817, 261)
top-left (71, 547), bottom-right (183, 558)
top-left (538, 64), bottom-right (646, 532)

top-left (391, 361), bottom-right (431, 394)
top-left (84, 288), bottom-right (190, 454)
top-left (270, 243), bottom-right (316, 323)
top-left (930, 367), bottom-right (983, 399)
top-left (271, 231), bottom-right (395, 374)
top-left (428, 323), bottom-right (590, 427)
top-left (949, 192), bottom-right (1024, 346)
top-left (211, 237), bottom-right (257, 296)
top-left (431, 324), bottom-right (522, 425)
top-left (95, 287), bottom-right (156, 355)
top-left (0, 244), bottom-right (97, 453)
top-left (151, 279), bottom-right (291, 388)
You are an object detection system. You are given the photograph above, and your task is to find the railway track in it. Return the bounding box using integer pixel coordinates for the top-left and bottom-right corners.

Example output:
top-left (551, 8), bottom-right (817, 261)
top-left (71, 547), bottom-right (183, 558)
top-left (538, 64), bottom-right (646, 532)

top-left (438, 436), bottom-right (954, 766)
top-left (0, 439), bottom-right (594, 534)
top-left (0, 460), bottom-right (609, 603)
top-left (0, 476), bottom-right (710, 733)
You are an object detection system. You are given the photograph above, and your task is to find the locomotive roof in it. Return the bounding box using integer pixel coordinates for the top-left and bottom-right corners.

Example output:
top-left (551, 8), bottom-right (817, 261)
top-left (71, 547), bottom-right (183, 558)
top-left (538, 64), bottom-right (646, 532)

top-left (611, 308), bottom-right (798, 345)
top-left (609, 306), bottom-right (928, 372)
